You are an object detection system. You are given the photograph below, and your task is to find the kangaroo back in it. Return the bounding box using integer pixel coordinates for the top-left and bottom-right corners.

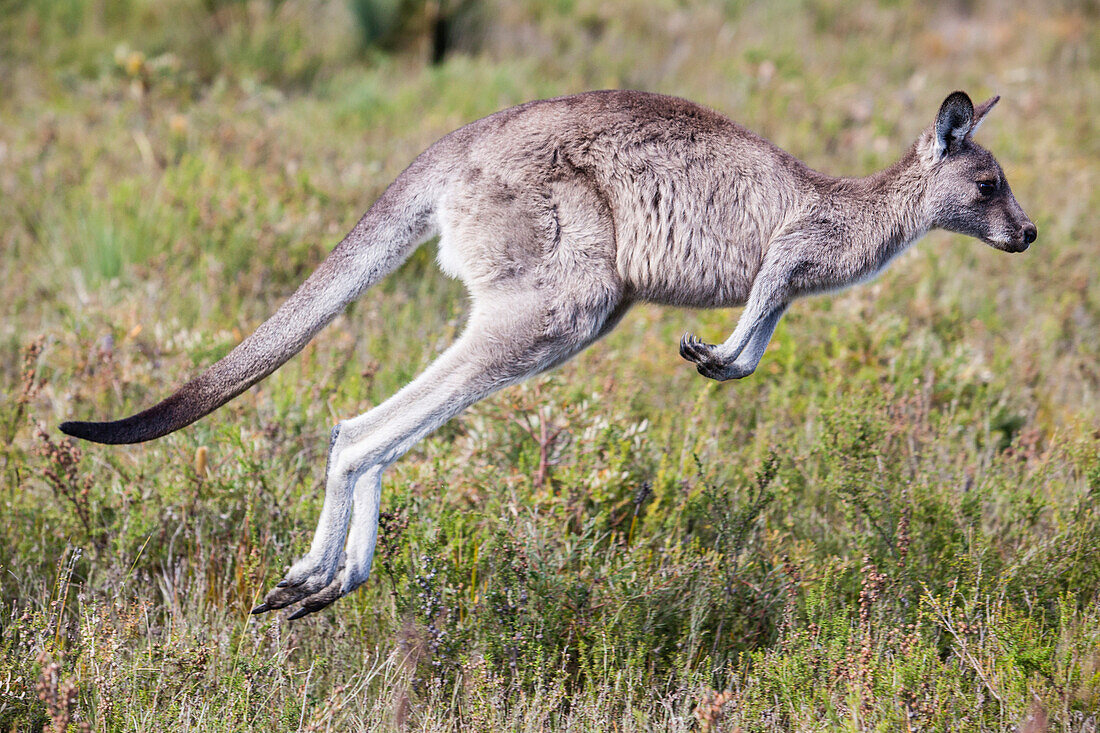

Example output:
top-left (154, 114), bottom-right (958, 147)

top-left (60, 164), bottom-right (440, 444)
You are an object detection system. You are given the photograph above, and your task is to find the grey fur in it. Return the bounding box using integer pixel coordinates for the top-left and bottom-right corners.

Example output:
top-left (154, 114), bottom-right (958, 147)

top-left (61, 90), bottom-right (1035, 617)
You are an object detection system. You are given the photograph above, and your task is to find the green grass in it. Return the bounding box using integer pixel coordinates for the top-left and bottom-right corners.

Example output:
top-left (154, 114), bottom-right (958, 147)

top-left (2, 0), bottom-right (1099, 730)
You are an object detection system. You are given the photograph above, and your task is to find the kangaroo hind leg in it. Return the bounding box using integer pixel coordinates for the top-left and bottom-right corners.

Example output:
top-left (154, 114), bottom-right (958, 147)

top-left (256, 283), bottom-right (622, 617)
top-left (255, 172), bottom-right (624, 617)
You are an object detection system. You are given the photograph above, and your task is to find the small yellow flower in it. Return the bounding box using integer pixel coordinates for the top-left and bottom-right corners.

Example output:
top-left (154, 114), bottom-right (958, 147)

top-left (194, 446), bottom-right (208, 478)
top-left (125, 51), bottom-right (145, 77)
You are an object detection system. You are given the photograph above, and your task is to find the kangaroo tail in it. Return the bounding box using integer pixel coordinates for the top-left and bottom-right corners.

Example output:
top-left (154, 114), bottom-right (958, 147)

top-left (60, 170), bottom-right (439, 445)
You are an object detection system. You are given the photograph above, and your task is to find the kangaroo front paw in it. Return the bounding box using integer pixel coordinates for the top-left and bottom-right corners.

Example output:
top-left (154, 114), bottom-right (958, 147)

top-left (678, 333), bottom-right (754, 381)
top-left (679, 332), bottom-right (717, 363)
top-left (680, 333), bottom-right (728, 380)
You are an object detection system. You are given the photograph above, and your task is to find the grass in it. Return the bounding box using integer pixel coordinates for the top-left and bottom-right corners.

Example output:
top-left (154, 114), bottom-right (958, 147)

top-left (1, 0), bottom-right (1099, 730)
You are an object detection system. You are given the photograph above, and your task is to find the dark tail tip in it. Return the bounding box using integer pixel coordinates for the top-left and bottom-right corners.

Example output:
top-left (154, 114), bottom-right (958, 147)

top-left (59, 384), bottom-right (213, 444)
top-left (59, 421), bottom-right (91, 439)
top-left (60, 419), bottom-right (148, 445)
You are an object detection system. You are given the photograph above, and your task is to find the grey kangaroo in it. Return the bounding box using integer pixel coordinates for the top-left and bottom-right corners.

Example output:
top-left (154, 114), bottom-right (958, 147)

top-left (61, 90), bottom-right (1036, 618)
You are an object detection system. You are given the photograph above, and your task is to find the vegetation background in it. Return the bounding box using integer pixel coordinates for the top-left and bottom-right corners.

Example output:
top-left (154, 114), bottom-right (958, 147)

top-left (1, 0), bottom-right (1097, 729)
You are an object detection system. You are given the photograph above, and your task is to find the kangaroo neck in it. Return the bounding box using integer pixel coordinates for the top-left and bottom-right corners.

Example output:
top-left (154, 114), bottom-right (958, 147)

top-left (807, 144), bottom-right (933, 260)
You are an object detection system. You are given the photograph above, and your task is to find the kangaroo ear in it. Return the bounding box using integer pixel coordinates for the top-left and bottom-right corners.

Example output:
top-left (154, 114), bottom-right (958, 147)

top-left (933, 91), bottom-right (974, 160)
top-left (967, 95), bottom-right (1000, 137)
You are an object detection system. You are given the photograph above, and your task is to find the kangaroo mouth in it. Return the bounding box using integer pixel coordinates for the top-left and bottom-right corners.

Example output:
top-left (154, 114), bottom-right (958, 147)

top-left (986, 237), bottom-right (1029, 253)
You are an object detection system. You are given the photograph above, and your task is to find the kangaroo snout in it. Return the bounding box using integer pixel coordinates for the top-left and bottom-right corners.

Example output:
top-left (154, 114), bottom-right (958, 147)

top-left (1010, 221), bottom-right (1037, 252)
top-left (1022, 223), bottom-right (1037, 246)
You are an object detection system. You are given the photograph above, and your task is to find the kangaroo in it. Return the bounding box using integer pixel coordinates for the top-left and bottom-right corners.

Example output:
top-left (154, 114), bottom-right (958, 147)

top-left (61, 90), bottom-right (1036, 618)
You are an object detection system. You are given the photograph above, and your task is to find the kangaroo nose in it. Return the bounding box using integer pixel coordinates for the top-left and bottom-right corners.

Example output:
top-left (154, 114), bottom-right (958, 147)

top-left (1023, 224), bottom-right (1037, 245)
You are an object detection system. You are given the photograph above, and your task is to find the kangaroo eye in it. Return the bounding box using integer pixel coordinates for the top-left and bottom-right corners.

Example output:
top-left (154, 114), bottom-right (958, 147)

top-left (977, 180), bottom-right (997, 196)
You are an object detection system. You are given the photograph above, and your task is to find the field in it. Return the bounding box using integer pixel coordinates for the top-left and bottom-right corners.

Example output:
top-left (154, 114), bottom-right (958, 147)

top-left (1, 0), bottom-right (1098, 730)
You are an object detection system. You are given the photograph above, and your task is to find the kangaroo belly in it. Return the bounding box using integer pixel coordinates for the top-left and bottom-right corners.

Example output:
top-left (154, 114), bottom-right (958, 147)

top-left (595, 155), bottom-right (778, 309)
top-left (620, 233), bottom-right (759, 308)
top-left (612, 191), bottom-right (766, 309)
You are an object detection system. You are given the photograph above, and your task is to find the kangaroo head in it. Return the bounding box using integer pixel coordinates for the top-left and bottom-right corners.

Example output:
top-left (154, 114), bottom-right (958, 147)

top-left (920, 91), bottom-right (1037, 253)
